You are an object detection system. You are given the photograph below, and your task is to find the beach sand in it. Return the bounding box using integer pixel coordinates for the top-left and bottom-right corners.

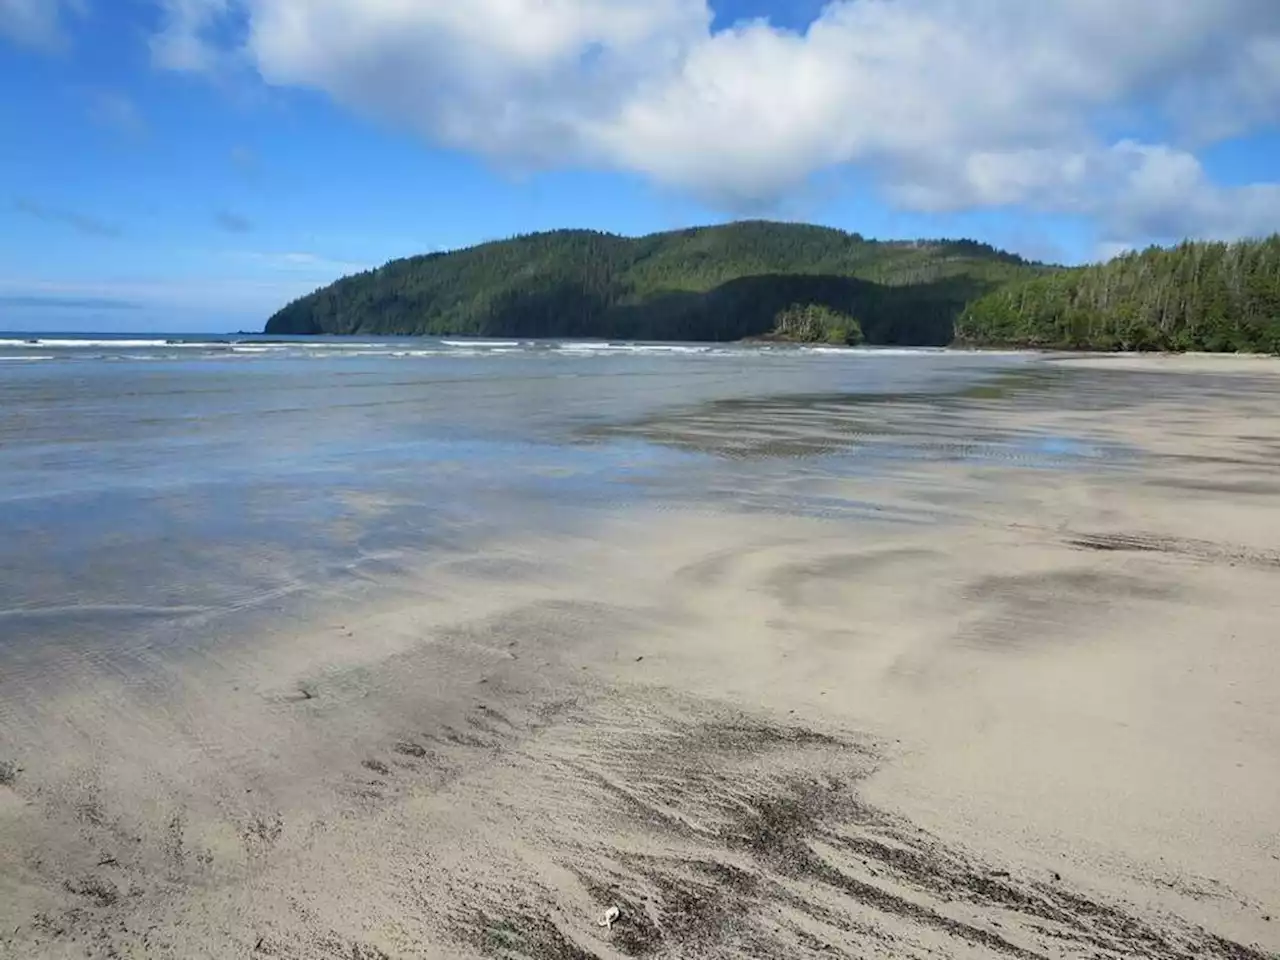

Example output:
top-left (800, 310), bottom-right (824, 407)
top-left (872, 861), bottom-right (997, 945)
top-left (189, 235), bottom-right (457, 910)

top-left (2, 355), bottom-right (1279, 959)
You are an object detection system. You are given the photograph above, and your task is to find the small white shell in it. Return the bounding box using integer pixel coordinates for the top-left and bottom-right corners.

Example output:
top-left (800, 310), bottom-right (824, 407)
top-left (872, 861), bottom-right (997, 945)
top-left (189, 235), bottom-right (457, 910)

top-left (597, 905), bottom-right (621, 929)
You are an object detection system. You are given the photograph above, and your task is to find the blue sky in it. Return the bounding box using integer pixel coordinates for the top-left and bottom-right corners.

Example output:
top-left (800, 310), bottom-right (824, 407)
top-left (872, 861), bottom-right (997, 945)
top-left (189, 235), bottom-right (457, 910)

top-left (2, 0), bottom-right (1278, 333)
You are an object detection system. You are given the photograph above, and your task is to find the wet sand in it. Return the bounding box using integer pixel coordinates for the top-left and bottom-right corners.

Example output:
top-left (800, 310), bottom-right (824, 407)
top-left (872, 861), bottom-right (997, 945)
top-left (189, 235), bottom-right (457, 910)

top-left (2, 355), bottom-right (1279, 959)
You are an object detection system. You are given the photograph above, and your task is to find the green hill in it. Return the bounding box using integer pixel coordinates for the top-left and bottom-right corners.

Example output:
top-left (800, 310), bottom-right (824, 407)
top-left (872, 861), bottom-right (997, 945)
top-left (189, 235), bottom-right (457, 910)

top-left (264, 221), bottom-right (1047, 345)
top-left (957, 236), bottom-right (1280, 352)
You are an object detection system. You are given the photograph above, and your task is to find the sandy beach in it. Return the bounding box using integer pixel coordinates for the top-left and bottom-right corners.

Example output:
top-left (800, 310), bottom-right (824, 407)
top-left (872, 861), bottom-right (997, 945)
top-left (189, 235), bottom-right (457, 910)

top-left (2, 353), bottom-right (1279, 959)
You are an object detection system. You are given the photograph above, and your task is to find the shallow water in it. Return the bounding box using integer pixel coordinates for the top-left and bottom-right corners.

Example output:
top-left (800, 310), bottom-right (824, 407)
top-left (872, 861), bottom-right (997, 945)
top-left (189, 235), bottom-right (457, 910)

top-left (0, 334), bottom-right (1103, 687)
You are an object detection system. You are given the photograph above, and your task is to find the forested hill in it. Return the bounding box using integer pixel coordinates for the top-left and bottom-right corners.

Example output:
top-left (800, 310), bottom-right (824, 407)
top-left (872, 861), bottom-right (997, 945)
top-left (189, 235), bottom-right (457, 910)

top-left (264, 221), bottom-right (1046, 345)
top-left (957, 236), bottom-right (1280, 352)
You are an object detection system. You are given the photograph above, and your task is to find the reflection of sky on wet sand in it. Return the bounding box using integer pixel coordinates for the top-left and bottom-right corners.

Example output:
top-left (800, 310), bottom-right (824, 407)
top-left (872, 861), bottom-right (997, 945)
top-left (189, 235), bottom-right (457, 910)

top-left (1, 342), bottom-right (1058, 681)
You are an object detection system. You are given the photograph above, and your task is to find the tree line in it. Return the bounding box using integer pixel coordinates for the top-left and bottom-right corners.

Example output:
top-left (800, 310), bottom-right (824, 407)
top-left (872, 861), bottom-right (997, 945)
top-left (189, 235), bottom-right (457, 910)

top-left (957, 236), bottom-right (1280, 352)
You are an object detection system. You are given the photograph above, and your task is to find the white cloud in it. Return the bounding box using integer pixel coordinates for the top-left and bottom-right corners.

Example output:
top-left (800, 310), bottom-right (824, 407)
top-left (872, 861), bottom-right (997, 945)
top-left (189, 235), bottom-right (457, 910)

top-left (890, 140), bottom-right (1280, 245)
top-left (150, 0), bottom-right (232, 72)
top-left (150, 0), bottom-right (1280, 247)
top-left (232, 250), bottom-right (369, 273)
top-left (1102, 143), bottom-right (1280, 243)
top-left (0, 0), bottom-right (80, 48)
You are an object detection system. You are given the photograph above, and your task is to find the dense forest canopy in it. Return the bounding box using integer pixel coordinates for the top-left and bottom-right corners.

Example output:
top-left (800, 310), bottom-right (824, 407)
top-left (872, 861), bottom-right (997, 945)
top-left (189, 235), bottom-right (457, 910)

top-left (957, 236), bottom-right (1280, 353)
top-left (267, 223), bottom-right (1280, 352)
top-left (265, 221), bottom-right (1045, 345)
top-left (765, 303), bottom-right (865, 346)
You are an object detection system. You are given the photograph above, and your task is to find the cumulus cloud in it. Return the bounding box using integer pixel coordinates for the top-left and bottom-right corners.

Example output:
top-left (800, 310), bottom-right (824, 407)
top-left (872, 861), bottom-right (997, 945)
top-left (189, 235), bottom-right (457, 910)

top-left (1097, 144), bottom-right (1280, 242)
top-left (892, 141), bottom-right (1280, 245)
top-left (150, 0), bottom-right (1280, 247)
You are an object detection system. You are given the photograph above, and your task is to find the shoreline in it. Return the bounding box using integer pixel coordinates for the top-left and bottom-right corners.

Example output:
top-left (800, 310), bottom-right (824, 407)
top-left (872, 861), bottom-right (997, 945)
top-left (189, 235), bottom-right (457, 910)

top-left (1047, 351), bottom-right (1280, 373)
top-left (2, 354), bottom-right (1279, 958)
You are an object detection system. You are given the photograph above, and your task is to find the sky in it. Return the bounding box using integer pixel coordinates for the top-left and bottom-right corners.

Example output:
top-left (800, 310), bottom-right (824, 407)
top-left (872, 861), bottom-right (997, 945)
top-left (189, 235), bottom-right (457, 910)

top-left (1, 0), bottom-right (1279, 333)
